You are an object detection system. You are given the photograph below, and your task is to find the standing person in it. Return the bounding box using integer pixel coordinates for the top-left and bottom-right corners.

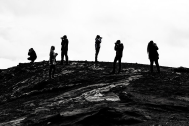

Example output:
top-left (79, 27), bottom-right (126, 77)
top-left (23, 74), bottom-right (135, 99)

top-left (27, 48), bottom-right (37, 63)
top-left (112, 40), bottom-right (124, 74)
top-left (95, 35), bottom-right (102, 63)
top-left (49, 46), bottom-right (58, 79)
top-left (61, 35), bottom-right (69, 65)
top-left (147, 40), bottom-right (160, 73)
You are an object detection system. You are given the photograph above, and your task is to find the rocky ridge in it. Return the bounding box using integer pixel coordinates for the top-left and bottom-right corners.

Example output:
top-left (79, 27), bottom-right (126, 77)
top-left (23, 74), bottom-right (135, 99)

top-left (0, 61), bottom-right (189, 125)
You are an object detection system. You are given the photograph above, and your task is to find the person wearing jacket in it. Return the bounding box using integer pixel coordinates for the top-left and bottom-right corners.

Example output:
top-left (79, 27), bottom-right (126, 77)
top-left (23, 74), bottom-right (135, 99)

top-left (95, 35), bottom-right (102, 63)
top-left (112, 40), bottom-right (124, 74)
top-left (147, 40), bottom-right (160, 73)
top-left (49, 46), bottom-right (58, 79)
top-left (61, 35), bottom-right (69, 65)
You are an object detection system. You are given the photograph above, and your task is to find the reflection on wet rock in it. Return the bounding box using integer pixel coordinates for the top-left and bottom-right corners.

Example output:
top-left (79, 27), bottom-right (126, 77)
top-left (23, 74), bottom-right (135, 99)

top-left (85, 92), bottom-right (120, 102)
top-left (89, 64), bottom-right (104, 70)
top-left (123, 68), bottom-right (142, 73)
top-left (61, 70), bottom-right (74, 75)
top-left (0, 117), bottom-right (26, 126)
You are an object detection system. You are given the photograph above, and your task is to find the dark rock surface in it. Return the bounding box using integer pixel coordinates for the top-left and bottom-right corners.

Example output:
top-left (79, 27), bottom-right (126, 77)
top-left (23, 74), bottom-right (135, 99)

top-left (1, 61), bottom-right (189, 126)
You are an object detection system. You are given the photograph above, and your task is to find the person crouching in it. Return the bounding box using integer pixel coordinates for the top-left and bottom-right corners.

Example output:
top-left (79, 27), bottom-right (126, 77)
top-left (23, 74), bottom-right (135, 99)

top-left (27, 48), bottom-right (37, 63)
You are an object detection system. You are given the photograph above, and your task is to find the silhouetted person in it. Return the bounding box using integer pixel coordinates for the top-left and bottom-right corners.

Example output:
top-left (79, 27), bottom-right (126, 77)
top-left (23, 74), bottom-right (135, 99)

top-left (49, 46), bottom-right (58, 79)
top-left (95, 35), bottom-right (102, 63)
top-left (147, 40), bottom-right (160, 73)
top-left (27, 48), bottom-right (37, 63)
top-left (112, 40), bottom-right (124, 74)
top-left (61, 35), bottom-right (69, 65)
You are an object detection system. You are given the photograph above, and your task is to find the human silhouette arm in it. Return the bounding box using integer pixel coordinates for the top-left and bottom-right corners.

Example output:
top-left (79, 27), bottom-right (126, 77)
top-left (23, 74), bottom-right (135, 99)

top-left (154, 43), bottom-right (159, 50)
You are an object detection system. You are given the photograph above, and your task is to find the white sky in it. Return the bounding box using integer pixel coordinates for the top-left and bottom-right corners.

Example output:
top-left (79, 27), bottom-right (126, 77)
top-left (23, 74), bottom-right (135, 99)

top-left (1, 0), bottom-right (189, 69)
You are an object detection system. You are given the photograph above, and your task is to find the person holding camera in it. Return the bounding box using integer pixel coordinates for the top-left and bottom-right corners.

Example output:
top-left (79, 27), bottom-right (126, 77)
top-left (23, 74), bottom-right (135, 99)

top-left (147, 40), bottom-right (160, 73)
top-left (112, 40), bottom-right (124, 74)
top-left (61, 35), bottom-right (69, 65)
top-left (95, 35), bottom-right (102, 63)
top-left (49, 46), bottom-right (58, 79)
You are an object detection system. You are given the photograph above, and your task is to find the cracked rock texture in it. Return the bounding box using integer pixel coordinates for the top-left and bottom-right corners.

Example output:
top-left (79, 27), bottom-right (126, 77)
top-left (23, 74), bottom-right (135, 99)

top-left (1, 61), bottom-right (189, 126)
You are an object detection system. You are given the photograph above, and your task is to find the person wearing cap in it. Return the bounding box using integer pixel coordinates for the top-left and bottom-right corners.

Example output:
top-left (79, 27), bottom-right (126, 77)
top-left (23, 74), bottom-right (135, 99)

top-left (49, 46), bottom-right (58, 79)
top-left (61, 35), bottom-right (69, 65)
top-left (95, 35), bottom-right (102, 63)
top-left (147, 40), bottom-right (160, 73)
top-left (27, 48), bottom-right (37, 63)
top-left (112, 40), bottom-right (124, 74)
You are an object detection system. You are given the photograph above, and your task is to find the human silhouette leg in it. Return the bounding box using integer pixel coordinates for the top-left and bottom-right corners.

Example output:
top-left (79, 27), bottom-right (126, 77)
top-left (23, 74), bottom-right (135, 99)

top-left (155, 60), bottom-right (160, 73)
top-left (95, 47), bottom-right (100, 62)
top-left (52, 65), bottom-right (55, 78)
top-left (65, 51), bottom-right (69, 65)
top-left (31, 59), bottom-right (34, 63)
top-left (28, 57), bottom-right (32, 62)
top-left (150, 59), bottom-right (154, 73)
top-left (31, 57), bottom-right (36, 63)
top-left (118, 57), bottom-right (122, 73)
top-left (49, 65), bottom-right (53, 79)
top-left (61, 51), bottom-right (64, 65)
top-left (112, 56), bottom-right (118, 73)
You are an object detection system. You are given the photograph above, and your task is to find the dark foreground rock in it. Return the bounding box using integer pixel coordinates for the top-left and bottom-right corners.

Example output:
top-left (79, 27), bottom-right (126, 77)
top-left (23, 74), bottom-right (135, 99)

top-left (0, 61), bottom-right (189, 126)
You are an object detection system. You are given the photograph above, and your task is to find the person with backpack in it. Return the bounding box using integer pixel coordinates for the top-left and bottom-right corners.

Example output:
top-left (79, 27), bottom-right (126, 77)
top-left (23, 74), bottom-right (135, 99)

top-left (27, 48), bottom-right (37, 63)
top-left (95, 35), bottom-right (102, 63)
top-left (49, 46), bottom-right (58, 79)
top-left (112, 40), bottom-right (124, 74)
top-left (61, 35), bottom-right (69, 65)
top-left (147, 40), bottom-right (160, 73)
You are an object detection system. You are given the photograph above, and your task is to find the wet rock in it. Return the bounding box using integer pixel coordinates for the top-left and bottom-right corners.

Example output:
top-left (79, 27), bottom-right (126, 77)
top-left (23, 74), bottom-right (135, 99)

top-left (74, 107), bottom-right (147, 125)
top-left (119, 91), bottom-right (133, 102)
top-left (176, 72), bottom-right (181, 75)
top-left (0, 117), bottom-right (26, 126)
top-left (174, 67), bottom-right (189, 73)
top-left (0, 75), bottom-right (3, 80)
top-left (30, 103), bottom-right (35, 107)
top-left (22, 113), bottom-right (62, 126)
top-left (61, 70), bottom-right (74, 75)
top-left (2, 61), bottom-right (189, 125)
top-left (34, 107), bottom-right (50, 113)
top-left (85, 92), bottom-right (120, 102)
top-left (171, 76), bottom-right (180, 81)
top-left (89, 64), bottom-right (104, 70)
top-left (176, 96), bottom-right (189, 102)
top-left (3, 73), bottom-right (15, 80)
top-left (123, 68), bottom-right (142, 74)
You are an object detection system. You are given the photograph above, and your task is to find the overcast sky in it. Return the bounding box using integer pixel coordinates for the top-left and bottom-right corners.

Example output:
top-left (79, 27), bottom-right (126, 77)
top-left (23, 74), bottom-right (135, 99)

top-left (1, 0), bottom-right (189, 69)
